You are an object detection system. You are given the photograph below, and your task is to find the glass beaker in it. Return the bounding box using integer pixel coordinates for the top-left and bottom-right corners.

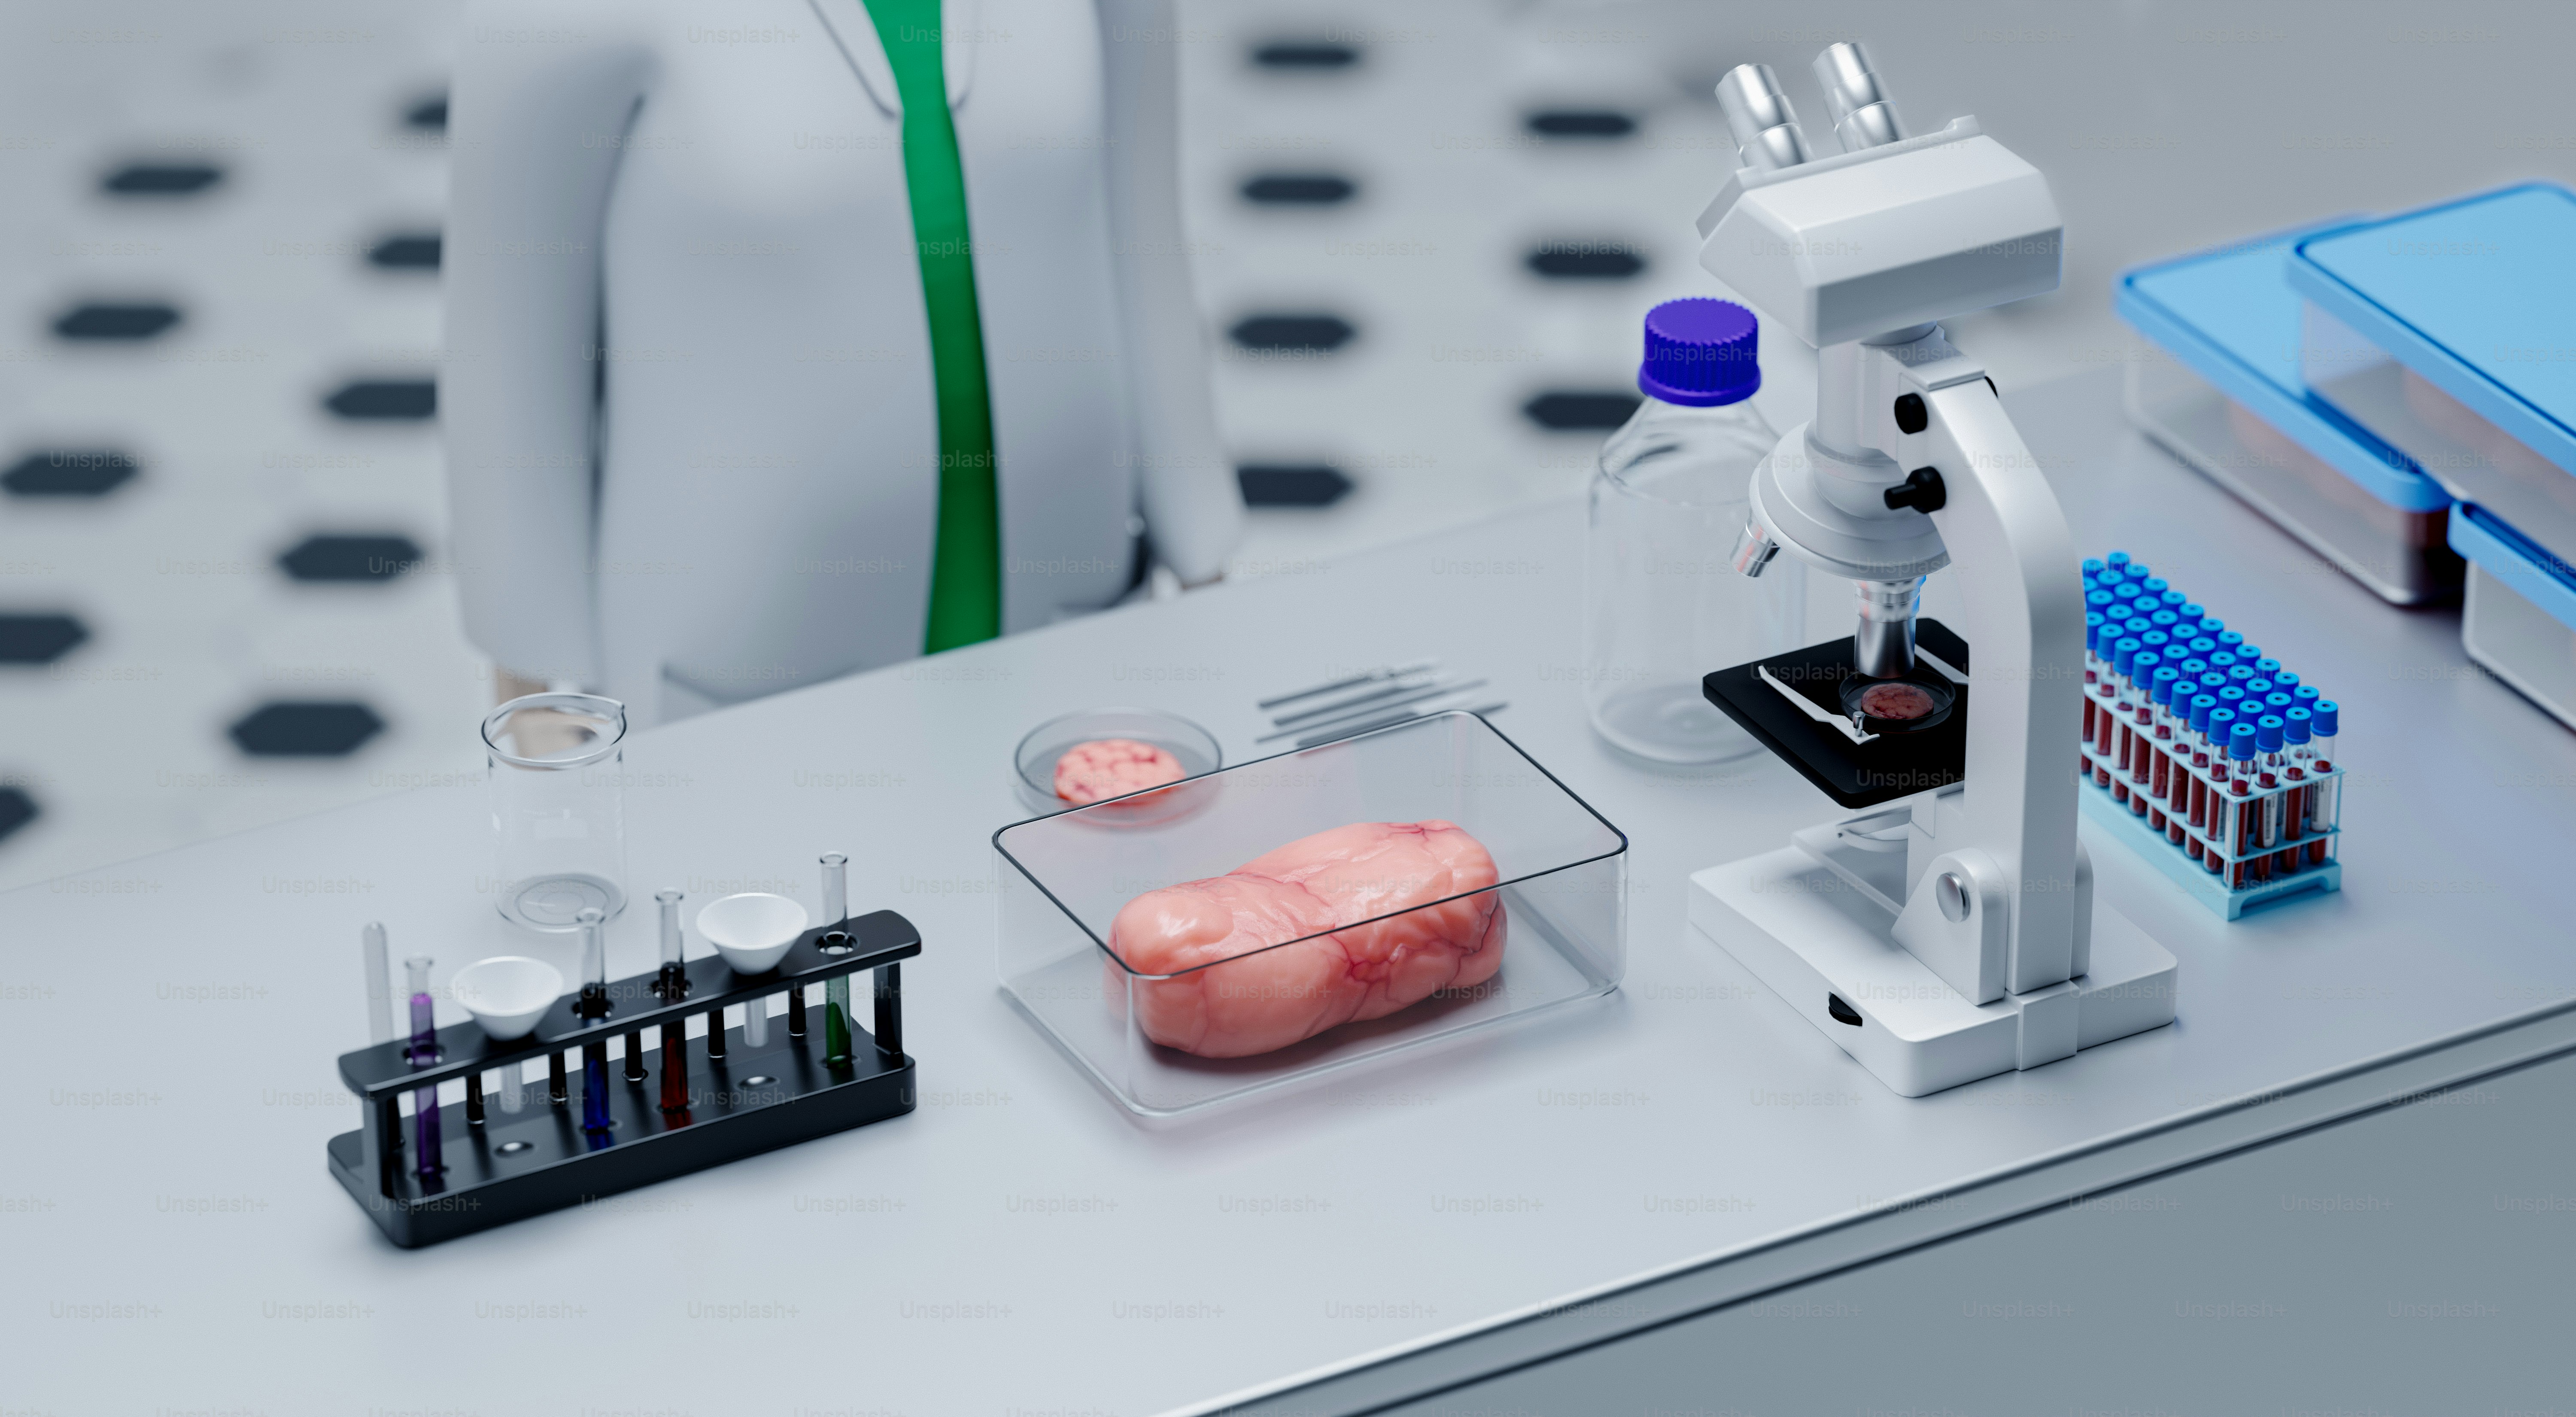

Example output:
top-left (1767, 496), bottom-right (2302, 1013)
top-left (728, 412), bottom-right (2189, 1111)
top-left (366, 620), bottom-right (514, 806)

top-left (482, 693), bottom-right (629, 931)
top-left (1584, 400), bottom-right (1805, 763)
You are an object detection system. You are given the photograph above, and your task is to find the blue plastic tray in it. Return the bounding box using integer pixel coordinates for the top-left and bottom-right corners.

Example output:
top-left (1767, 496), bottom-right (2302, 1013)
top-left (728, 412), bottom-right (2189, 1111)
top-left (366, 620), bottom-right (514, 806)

top-left (2288, 184), bottom-right (2576, 483)
top-left (2118, 219), bottom-right (2451, 514)
top-left (2450, 503), bottom-right (2576, 632)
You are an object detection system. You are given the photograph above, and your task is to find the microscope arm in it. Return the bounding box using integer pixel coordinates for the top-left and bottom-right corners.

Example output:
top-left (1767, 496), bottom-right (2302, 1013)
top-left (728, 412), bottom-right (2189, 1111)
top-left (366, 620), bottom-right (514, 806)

top-left (1900, 365), bottom-right (2088, 992)
top-left (444, 0), bottom-right (658, 686)
top-left (1096, 0), bottom-right (1245, 586)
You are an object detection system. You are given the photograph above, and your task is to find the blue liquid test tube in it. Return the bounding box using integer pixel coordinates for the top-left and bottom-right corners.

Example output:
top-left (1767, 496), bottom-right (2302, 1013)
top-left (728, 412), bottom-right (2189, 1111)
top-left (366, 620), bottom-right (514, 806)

top-left (577, 907), bottom-right (612, 1134)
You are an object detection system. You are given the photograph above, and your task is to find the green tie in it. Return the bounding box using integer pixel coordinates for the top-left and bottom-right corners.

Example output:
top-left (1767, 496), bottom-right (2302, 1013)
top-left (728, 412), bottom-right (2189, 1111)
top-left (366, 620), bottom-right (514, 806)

top-left (864, 0), bottom-right (1001, 652)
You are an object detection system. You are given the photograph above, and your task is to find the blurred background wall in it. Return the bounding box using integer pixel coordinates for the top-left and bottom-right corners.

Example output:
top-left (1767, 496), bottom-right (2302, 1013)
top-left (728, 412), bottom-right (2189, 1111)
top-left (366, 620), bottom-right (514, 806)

top-left (1, 0), bottom-right (2567, 890)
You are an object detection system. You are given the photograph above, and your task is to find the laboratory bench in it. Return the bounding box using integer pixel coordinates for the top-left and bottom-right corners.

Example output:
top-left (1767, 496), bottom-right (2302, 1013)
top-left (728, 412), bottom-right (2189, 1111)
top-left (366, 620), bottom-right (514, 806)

top-left (9, 367), bottom-right (2576, 1416)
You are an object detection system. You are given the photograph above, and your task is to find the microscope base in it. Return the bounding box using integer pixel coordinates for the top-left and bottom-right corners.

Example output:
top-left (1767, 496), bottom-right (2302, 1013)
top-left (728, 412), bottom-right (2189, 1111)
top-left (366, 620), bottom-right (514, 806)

top-left (1688, 848), bottom-right (2178, 1097)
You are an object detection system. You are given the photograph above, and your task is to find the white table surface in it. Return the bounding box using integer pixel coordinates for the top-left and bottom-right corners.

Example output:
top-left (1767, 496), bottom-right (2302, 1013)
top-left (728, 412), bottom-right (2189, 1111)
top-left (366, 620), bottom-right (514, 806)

top-left (9, 368), bottom-right (2573, 1417)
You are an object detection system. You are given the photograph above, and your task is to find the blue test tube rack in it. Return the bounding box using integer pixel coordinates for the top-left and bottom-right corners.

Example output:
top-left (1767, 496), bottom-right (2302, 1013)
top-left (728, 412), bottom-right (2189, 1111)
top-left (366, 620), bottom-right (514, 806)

top-left (2077, 553), bottom-right (2344, 920)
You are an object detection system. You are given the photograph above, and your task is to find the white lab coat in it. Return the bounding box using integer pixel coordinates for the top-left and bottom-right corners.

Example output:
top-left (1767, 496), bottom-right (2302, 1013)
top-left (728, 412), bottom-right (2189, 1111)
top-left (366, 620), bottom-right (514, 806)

top-left (444, 0), bottom-right (1242, 722)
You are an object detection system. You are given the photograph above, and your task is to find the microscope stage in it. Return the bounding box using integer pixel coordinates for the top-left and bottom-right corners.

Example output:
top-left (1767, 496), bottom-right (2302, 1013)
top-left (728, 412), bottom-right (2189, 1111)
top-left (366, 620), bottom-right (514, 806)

top-left (1703, 619), bottom-right (1973, 809)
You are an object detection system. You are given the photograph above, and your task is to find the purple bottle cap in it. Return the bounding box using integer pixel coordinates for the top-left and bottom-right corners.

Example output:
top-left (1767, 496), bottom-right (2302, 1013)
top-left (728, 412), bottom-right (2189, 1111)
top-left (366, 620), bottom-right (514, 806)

top-left (1638, 299), bottom-right (1759, 406)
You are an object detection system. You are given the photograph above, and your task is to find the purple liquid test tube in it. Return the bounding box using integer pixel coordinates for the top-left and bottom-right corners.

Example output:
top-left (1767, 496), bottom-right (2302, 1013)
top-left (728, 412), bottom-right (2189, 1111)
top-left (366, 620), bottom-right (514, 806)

top-left (405, 955), bottom-right (441, 1179)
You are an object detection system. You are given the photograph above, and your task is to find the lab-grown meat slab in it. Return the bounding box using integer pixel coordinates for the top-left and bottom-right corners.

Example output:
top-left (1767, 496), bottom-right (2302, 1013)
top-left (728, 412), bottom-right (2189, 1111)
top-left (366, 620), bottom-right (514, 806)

top-left (1106, 820), bottom-right (1507, 1057)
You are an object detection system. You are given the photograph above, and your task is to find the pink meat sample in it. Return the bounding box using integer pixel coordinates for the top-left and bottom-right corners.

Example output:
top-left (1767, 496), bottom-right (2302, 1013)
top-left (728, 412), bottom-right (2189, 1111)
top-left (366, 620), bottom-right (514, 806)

top-left (1106, 820), bottom-right (1507, 1058)
top-left (1054, 739), bottom-right (1185, 804)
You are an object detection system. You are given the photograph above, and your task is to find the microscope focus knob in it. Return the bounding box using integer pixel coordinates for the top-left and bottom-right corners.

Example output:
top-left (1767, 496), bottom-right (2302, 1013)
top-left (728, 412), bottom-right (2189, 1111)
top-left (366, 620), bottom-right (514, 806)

top-left (1883, 466), bottom-right (1946, 514)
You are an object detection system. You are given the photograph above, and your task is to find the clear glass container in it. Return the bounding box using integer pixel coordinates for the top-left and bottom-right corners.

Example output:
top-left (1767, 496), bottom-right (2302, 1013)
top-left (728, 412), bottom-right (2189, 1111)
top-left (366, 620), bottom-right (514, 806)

top-left (481, 693), bottom-right (629, 931)
top-left (993, 711), bottom-right (1626, 1118)
top-left (1586, 397), bottom-right (1805, 762)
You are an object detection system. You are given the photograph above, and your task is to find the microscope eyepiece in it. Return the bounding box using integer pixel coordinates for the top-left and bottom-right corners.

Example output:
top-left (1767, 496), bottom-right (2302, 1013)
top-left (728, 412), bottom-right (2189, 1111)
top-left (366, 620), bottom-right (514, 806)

top-left (1811, 41), bottom-right (1908, 152)
top-left (1715, 63), bottom-right (1811, 171)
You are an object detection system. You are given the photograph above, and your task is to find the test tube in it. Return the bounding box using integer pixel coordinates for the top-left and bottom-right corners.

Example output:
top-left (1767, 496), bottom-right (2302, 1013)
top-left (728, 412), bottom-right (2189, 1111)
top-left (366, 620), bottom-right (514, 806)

top-left (2307, 701), bottom-right (2339, 864)
top-left (2182, 694), bottom-right (2218, 839)
top-left (2225, 724), bottom-right (2260, 886)
top-left (2106, 550), bottom-right (2132, 570)
top-left (405, 956), bottom-right (442, 1180)
top-left (656, 888), bottom-right (687, 997)
top-left (2202, 708), bottom-right (2239, 871)
top-left (2133, 670), bottom-right (2174, 835)
top-left (578, 906), bottom-right (609, 1018)
top-left (822, 853), bottom-right (853, 1065)
top-left (2083, 610), bottom-right (2106, 747)
top-left (363, 922), bottom-right (394, 1044)
top-left (2255, 716), bottom-right (2287, 875)
top-left (577, 907), bottom-right (612, 1134)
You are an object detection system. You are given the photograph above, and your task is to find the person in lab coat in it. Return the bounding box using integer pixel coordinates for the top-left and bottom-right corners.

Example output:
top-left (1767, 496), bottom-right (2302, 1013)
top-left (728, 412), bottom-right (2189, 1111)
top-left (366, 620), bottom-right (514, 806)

top-left (444, 0), bottom-right (1242, 722)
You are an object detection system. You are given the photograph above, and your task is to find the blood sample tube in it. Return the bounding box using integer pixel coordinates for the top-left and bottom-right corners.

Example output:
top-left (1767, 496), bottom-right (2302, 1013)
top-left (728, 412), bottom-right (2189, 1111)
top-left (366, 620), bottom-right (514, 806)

top-left (2141, 576), bottom-right (2169, 597)
top-left (2150, 609), bottom-right (2180, 633)
top-left (2123, 562), bottom-right (2152, 582)
top-left (2106, 550), bottom-right (2132, 570)
top-left (2215, 630), bottom-right (2245, 654)
top-left (2255, 657), bottom-right (2283, 679)
top-left (2202, 709), bottom-right (2237, 872)
top-left (2255, 715), bottom-right (2287, 876)
top-left (2177, 599), bottom-right (2204, 619)
top-left (2147, 668), bottom-right (2181, 827)
top-left (2227, 723), bottom-right (2261, 887)
top-left (2279, 708), bottom-right (2313, 873)
top-left (2184, 694), bottom-right (2218, 836)
top-left (2105, 639), bottom-right (2140, 787)
top-left (2306, 700), bottom-right (2339, 864)
top-left (2127, 651), bottom-right (2163, 799)
top-left (2082, 611), bottom-right (2106, 745)
top-left (2082, 556), bottom-right (2105, 578)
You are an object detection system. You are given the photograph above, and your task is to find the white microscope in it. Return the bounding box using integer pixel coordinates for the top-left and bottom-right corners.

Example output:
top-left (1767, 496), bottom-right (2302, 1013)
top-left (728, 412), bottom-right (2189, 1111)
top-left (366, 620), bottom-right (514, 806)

top-left (1684, 46), bottom-right (2177, 1097)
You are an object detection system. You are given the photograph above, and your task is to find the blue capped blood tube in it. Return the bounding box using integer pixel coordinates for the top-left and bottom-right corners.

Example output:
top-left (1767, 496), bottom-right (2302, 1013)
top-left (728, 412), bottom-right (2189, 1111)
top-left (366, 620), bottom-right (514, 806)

top-left (2306, 700), bottom-right (2339, 864)
top-left (2106, 550), bottom-right (2132, 570)
top-left (2082, 557), bottom-right (2105, 579)
top-left (2255, 715), bottom-right (2288, 876)
top-left (2083, 610), bottom-right (2107, 750)
top-left (2184, 694), bottom-right (2218, 836)
top-left (2127, 651), bottom-right (2162, 796)
top-left (2148, 667), bottom-right (2182, 826)
top-left (2226, 723), bottom-right (2262, 887)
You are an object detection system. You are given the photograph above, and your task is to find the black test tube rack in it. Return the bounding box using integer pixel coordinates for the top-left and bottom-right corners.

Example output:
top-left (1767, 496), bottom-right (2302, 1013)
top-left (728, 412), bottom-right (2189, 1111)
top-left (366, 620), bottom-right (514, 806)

top-left (328, 909), bottom-right (920, 1247)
